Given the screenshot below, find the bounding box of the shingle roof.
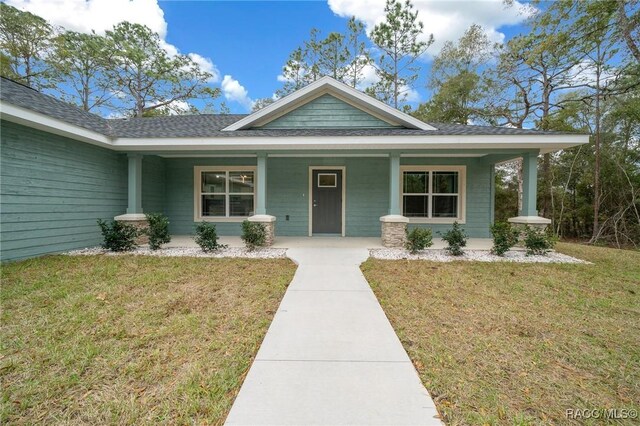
[1,77,578,138]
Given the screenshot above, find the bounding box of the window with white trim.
[196,167,256,219]
[401,167,465,221]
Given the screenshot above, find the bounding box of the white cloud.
[221,75,253,111]
[188,53,221,83]
[7,0,167,36]
[327,0,534,57]
[356,62,380,90]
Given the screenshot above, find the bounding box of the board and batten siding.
[259,94,398,129]
[0,120,129,261]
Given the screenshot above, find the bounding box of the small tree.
[490,222,520,256]
[145,213,171,250]
[523,226,557,256]
[405,227,433,254]
[97,219,139,252]
[241,220,267,251]
[441,221,468,256]
[195,222,226,252]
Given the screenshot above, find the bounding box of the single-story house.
[0,76,588,261]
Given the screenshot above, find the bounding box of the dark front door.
[312,169,343,234]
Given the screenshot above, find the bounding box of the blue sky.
[8,0,535,113]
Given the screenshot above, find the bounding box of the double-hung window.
[400,166,465,223]
[195,167,256,220]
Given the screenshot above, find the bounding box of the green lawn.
[1,255,296,425]
[361,243,640,425]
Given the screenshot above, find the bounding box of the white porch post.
[380,152,408,248]
[248,153,276,246]
[508,151,551,229]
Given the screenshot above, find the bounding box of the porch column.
[380,153,408,248]
[388,153,401,215]
[248,153,276,246]
[126,154,143,214]
[115,153,149,244]
[508,151,551,229]
[256,153,267,215]
[520,151,538,217]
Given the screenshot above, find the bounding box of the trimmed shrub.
[145,213,171,250]
[241,220,266,251]
[441,221,468,256]
[490,222,519,256]
[195,222,226,252]
[523,226,557,256]
[97,219,139,252]
[405,227,433,254]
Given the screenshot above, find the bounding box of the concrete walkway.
[225,248,442,425]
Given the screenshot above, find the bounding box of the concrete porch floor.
[166,235,505,250]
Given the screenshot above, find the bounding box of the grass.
[1,255,296,425]
[361,243,640,425]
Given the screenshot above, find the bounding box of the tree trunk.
[590,44,603,242]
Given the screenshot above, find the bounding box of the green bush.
[405,227,433,254]
[441,221,468,256]
[490,222,519,256]
[145,213,171,250]
[523,226,557,256]
[241,220,266,251]
[97,219,139,252]
[195,222,226,252]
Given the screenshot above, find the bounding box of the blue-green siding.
[165,157,257,235]
[0,122,169,261]
[164,156,492,238]
[0,119,495,261]
[142,155,166,214]
[401,158,492,238]
[0,120,128,261]
[260,94,397,129]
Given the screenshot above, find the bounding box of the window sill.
[194,217,249,223]
[407,218,466,225]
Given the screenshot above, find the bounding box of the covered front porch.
[115,148,548,248]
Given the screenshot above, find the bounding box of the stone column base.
[115,213,149,245]
[248,215,276,246]
[508,216,552,231]
[380,215,409,248]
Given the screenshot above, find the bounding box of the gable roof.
[222,76,436,131]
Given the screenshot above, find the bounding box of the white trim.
[193,166,257,222]
[308,166,346,237]
[268,153,389,158]
[399,165,467,224]
[0,101,112,147]
[160,154,257,158]
[112,134,588,153]
[317,173,337,188]
[221,76,435,131]
[401,153,486,158]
